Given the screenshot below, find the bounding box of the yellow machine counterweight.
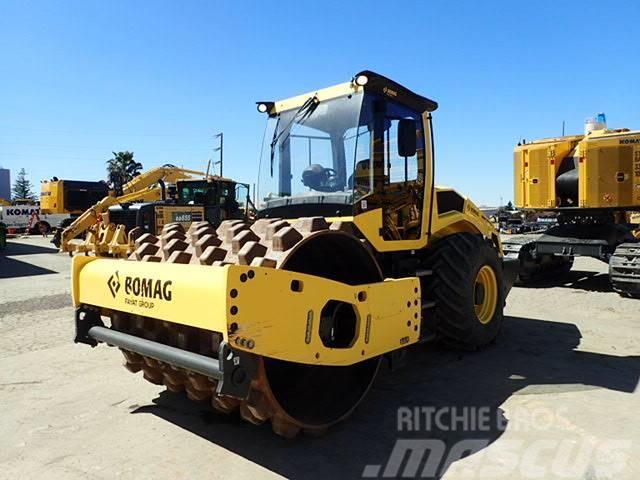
[505,125,640,296]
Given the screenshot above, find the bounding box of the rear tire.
[52,217,74,247]
[32,221,50,235]
[423,233,505,350]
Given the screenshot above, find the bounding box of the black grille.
[108,209,138,229]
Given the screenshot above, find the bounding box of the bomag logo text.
[124,276,173,301]
[620,138,640,144]
[383,86,398,97]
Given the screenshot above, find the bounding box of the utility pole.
[213,132,223,177]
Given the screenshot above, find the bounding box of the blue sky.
[1,0,639,205]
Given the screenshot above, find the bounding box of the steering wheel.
[323,167,337,180]
[301,165,341,192]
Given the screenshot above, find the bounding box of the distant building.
[0,168,10,201]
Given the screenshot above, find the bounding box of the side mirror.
[397,119,417,157]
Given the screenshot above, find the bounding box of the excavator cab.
[174,178,248,225]
[257,71,436,247]
[111,178,250,234]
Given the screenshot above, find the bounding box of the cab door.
[353,97,433,252]
[372,98,427,241]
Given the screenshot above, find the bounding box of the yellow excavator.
[59,165,207,254]
[504,121,640,297]
[71,71,518,437]
[61,165,253,257]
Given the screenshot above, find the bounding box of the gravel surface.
[0,236,638,479]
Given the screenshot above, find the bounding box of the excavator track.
[609,242,640,298]
[108,217,381,437]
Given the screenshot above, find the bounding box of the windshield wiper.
[270,96,319,177]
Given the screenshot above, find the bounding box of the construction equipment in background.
[72,71,518,437]
[61,165,252,256]
[504,118,640,297]
[41,179,110,215]
[59,165,205,253]
[0,201,69,235]
[0,222,6,249]
[0,194,69,235]
[628,211,640,232]
[9,198,32,205]
[42,179,110,245]
[498,210,557,235]
[107,176,251,235]
[100,176,252,255]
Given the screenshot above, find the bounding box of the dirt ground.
[1,236,638,480]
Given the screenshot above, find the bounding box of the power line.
[0,141,210,152]
[0,151,199,162]
[0,152,107,160]
[0,125,214,138]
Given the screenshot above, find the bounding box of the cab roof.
[267,70,438,115]
[356,70,438,113]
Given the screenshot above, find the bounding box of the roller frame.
[72,256,421,367]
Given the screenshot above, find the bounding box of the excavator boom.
[122,166,209,195]
[60,166,206,253]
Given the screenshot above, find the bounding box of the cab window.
[372,97,426,240]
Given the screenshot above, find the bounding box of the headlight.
[256,102,274,114]
[355,75,369,86]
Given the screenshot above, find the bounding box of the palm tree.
[107,151,142,195]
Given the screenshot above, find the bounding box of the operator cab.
[256,70,437,240]
[177,178,250,218]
